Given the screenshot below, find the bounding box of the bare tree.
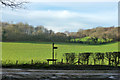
[69,53,76,64]
[111,52,119,66]
[105,52,112,66]
[79,53,91,65]
[63,53,71,64]
[96,53,104,65]
[92,53,97,65]
[78,53,82,65]
[63,53,76,64]
[0,0,28,8]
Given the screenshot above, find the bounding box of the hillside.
[1,22,120,43]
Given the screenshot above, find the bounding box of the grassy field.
[1,42,119,64]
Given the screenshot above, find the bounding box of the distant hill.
[1,22,120,42]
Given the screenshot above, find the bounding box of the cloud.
[25,10,117,23]
[44,22,89,32]
[2,6,117,32]
[27,10,75,19]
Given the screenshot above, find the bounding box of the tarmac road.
[1,68,120,80]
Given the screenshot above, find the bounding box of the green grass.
[1,41,119,64]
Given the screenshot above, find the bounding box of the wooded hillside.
[1,22,119,43]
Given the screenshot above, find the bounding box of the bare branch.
[0,0,28,9]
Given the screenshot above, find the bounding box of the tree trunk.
[102,59,104,65]
[94,59,96,65]
[109,58,111,66]
[87,59,89,65]
[115,58,117,66]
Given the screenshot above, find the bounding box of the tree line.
[69,27,120,42]
[1,22,68,42]
[62,52,120,66]
[1,22,119,43]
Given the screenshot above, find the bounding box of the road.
[1,68,120,80]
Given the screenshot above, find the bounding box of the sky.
[1,1,118,32]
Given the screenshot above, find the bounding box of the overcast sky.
[1,1,118,32]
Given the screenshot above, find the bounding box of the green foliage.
[70,37,113,44]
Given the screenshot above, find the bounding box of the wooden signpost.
[47,43,58,64]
